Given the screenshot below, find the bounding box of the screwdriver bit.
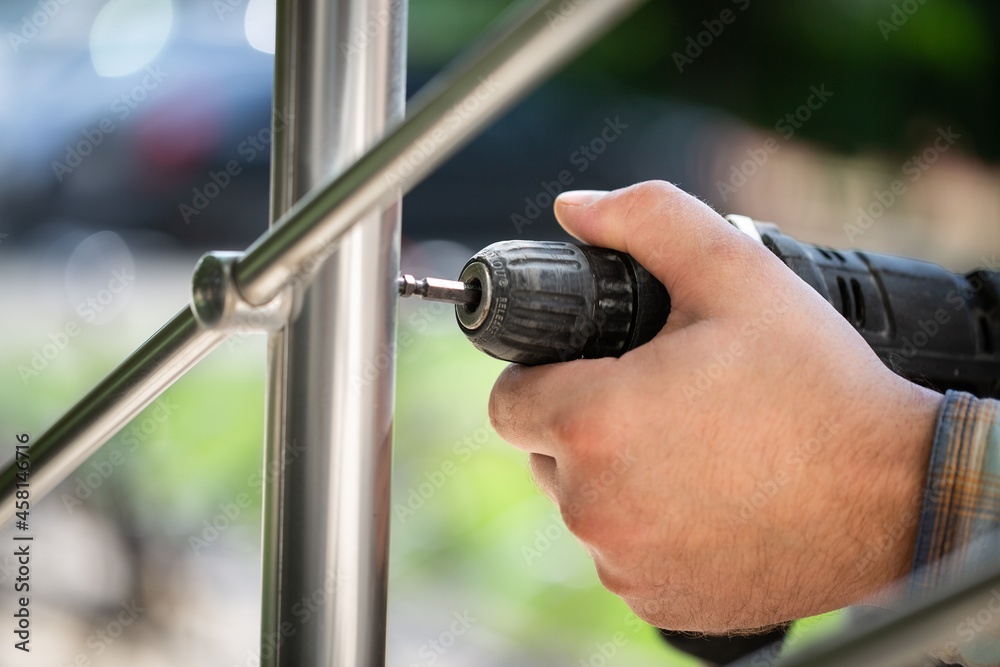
[398,274,481,306]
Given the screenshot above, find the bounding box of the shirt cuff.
[910,390,1000,599]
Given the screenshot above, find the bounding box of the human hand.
[488,181,942,632]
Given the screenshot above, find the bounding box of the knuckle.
[628,179,680,202]
[487,365,524,437]
[558,498,608,546]
[486,386,506,436]
[548,408,597,450]
[594,562,641,598]
[558,485,619,547]
[544,374,615,453]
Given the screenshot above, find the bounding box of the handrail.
[0,0,647,523]
[6,1,997,665]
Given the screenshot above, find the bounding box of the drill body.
[762,224,1000,398]
[408,218,1000,399]
[398,218,1000,665]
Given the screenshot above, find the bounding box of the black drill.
[399,214,1000,399]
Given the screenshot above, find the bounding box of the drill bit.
[398,274,482,307]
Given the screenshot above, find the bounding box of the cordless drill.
[399,214,1000,665]
[399,214,1000,399]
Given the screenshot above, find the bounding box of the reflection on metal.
[233,0,649,306]
[397,274,482,306]
[0,309,224,521]
[733,561,1000,667]
[258,0,406,664]
[0,0,645,528]
[0,1,999,665]
[191,251,292,332]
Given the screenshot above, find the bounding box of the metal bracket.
[191,251,291,332]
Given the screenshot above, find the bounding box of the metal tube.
[234,0,648,306]
[735,563,1000,667]
[0,309,225,520]
[0,0,644,527]
[258,1,405,666]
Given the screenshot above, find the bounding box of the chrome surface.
[259,0,406,666]
[724,213,765,244]
[2,2,998,665]
[0,0,645,528]
[233,0,648,307]
[741,563,1000,667]
[456,261,492,330]
[191,251,291,331]
[397,274,482,306]
[0,309,225,521]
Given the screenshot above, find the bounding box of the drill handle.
[759,226,1000,399]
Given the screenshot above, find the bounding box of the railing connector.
[191,251,292,333]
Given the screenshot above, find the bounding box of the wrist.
[860,379,943,592]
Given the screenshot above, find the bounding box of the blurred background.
[0,0,998,665]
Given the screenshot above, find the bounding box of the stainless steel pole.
[0,0,644,527]
[235,0,647,307]
[259,2,406,667]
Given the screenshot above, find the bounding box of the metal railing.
[2,1,998,665]
[0,0,648,664]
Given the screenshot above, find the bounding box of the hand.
[488,181,943,632]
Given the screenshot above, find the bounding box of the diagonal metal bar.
[730,561,1000,667]
[0,0,648,521]
[0,309,225,520]
[233,0,649,306]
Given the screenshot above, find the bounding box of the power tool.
[399,214,1000,399]
[400,213,999,665]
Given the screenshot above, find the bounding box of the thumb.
[553,181,772,317]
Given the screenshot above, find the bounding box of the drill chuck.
[455,241,669,365]
[398,218,1000,399]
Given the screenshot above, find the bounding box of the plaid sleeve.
[908,390,1000,666]
[910,390,1000,594]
